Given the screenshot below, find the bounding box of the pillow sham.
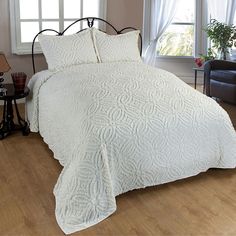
[92,28,141,63]
[38,29,98,71]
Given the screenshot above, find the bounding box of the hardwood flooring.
[0,89,236,236]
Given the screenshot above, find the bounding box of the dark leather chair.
[204,60,236,104]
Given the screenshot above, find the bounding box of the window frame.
[9,0,107,55]
[142,0,208,59]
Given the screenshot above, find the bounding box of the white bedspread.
[26,62,236,234]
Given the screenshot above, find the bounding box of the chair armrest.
[204,60,236,71]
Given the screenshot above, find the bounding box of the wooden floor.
[1,87,236,236]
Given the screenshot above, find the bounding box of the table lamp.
[0,52,11,96]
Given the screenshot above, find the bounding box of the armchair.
[204,60,236,104]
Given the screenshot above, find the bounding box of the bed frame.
[31,17,143,74]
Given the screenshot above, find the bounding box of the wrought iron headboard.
[31,17,143,74]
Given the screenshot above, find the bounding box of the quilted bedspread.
[26,62,236,234]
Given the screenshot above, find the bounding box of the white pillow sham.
[38,29,98,71]
[92,28,141,63]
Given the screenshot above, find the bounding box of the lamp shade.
[0,52,11,73]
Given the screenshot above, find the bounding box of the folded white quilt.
[26,62,236,234]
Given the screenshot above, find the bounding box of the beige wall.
[0,0,143,83]
[107,0,143,31]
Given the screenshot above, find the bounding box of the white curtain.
[144,0,178,66]
[207,0,236,24]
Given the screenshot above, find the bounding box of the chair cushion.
[210,79,236,104]
[211,70,236,84]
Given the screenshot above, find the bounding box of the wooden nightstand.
[0,84,30,139]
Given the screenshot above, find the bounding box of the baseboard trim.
[177,74,204,84]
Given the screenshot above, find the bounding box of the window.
[158,0,195,57]
[143,0,208,58]
[9,0,107,54]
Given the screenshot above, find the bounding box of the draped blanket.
[26,62,236,234]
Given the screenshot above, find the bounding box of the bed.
[26,17,236,234]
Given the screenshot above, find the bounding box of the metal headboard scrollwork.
[31,17,143,73]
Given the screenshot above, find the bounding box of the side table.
[0,84,30,139]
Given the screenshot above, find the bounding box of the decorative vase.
[11,72,27,93]
[217,48,227,60]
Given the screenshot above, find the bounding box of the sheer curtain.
[143,0,178,66]
[207,0,236,24]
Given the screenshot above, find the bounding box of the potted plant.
[205,19,236,60]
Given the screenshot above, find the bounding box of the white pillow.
[38,29,98,71]
[92,28,141,63]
